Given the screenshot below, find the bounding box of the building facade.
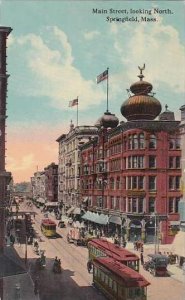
[44,162,58,202]
[80,68,181,244]
[57,122,98,210]
[31,171,46,201]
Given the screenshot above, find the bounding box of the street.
[16,202,106,300]
[15,202,185,300]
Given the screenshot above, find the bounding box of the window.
[128,198,132,212]
[169,176,181,190]
[127,156,144,169]
[116,177,120,189]
[132,134,138,149]
[110,197,114,209]
[110,178,114,190]
[176,157,180,168]
[132,198,137,212]
[149,197,155,213]
[138,198,144,213]
[169,157,174,168]
[139,133,145,149]
[169,198,174,213]
[149,135,156,149]
[149,176,156,190]
[168,197,180,213]
[149,156,156,168]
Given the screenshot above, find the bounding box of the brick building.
[80,68,181,244]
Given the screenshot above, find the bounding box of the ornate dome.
[95,111,119,129]
[121,64,162,121]
[94,117,102,128]
[101,111,119,128]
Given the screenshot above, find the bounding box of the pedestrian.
[140,252,144,265]
[87,260,92,273]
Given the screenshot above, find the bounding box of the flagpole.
[106,67,109,112]
[77,96,78,126]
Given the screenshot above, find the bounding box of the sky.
[0,0,185,183]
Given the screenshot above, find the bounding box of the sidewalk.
[105,238,185,283]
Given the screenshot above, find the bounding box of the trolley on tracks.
[41,218,56,237]
[88,239,140,272]
[93,257,150,300]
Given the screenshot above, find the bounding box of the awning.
[96,213,109,225]
[109,215,122,225]
[72,207,81,215]
[170,221,180,226]
[172,230,185,257]
[66,206,75,215]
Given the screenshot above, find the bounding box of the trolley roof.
[94,257,150,287]
[41,218,56,225]
[89,239,139,261]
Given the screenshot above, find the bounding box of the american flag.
[96,69,108,84]
[69,98,78,107]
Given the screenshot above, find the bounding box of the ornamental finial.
[138,63,145,81]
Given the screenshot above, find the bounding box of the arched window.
[132,134,138,149]
[149,135,156,149]
[128,135,132,149]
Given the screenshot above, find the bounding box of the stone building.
[56,122,98,210]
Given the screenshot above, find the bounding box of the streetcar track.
[22,204,92,285]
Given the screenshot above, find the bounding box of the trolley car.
[41,219,56,237]
[93,257,150,300]
[88,239,140,272]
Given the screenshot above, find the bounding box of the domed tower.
[95,111,119,129]
[120,64,162,121]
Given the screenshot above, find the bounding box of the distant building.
[56,121,98,210]
[44,162,58,202]
[31,171,46,201]
[80,67,181,244]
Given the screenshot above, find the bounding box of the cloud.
[110,17,185,94]
[84,30,100,41]
[13,26,105,111]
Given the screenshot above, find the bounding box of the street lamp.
[151,212,159,254]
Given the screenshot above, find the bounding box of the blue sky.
[0,0,185,182]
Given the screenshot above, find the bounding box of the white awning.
[109,215,122,225]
